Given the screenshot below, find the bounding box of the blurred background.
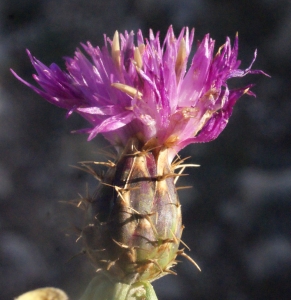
[0,0,290,299]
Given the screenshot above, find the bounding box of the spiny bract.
[81,138,193,283]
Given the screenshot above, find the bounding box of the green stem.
[79,275,158,300]
[127,281,158,300]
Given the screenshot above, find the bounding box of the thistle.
[12,26,265,299]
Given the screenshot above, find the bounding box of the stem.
[79,275,158,300]
[127,281,158,300]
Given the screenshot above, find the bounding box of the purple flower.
[11,26,264,161]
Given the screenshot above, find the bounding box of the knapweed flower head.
[11,27,266,296]
[12,26,263,161]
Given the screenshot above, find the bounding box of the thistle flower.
[12,26,265,299]
[11,26,263,162]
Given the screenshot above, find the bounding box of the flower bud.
[82,138,182,284]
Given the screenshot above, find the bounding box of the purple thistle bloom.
[12,26,264,161]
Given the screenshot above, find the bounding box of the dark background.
[1,1,290,299]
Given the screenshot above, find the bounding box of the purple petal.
[87,111,134,140]
[11,27,266,154]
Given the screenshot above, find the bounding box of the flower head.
[12,26,264,161]
[11,27,267,290]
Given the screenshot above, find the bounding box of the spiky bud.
[82,138,182,284]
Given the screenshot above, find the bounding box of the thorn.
[164,269,177,276]
[171,156,195,167]
[170,230,190,250]
[171,156,199,170]
[127,145,160,157]
[147,259,163,273]
[94,147,117,160]
[126,205,142,216]
[98,259,118,270]
[156,173,187,182]
[180,239,191,251]
[93,214,107,225]
[101,182,128,203]
[58,199,87,210]
[167,202,181,208]
[169,229,179,245]
[66,249,86,263]
[93,160,116,168]
[144,213,158,237]
[112,239,131,249]
[176,186,193,191]
[172,154,183,166]
[67,225,83,236]
[178,250,201,271]
[60,182,91,209]
[107,259,119,270]
[70,164,103,181]
[79,160,116,168]
[77,194,85,207]
[145,237,175,247]
[135,235,159,247]
[141,137,161,153]
[174,166,185,184]
[102,183,140,204]
[98,258,119,271]
[173,259,182,264]
[76,234,82,243]
[125,207,158,235]
[150,236,175,246]
[127,206,157,223]
[161,238,175,244]
[174,164,200,170]
[91,248,106,253]
[125,209,159,237]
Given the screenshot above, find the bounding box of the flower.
[11,27,267,293]
[12,26,263,161]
